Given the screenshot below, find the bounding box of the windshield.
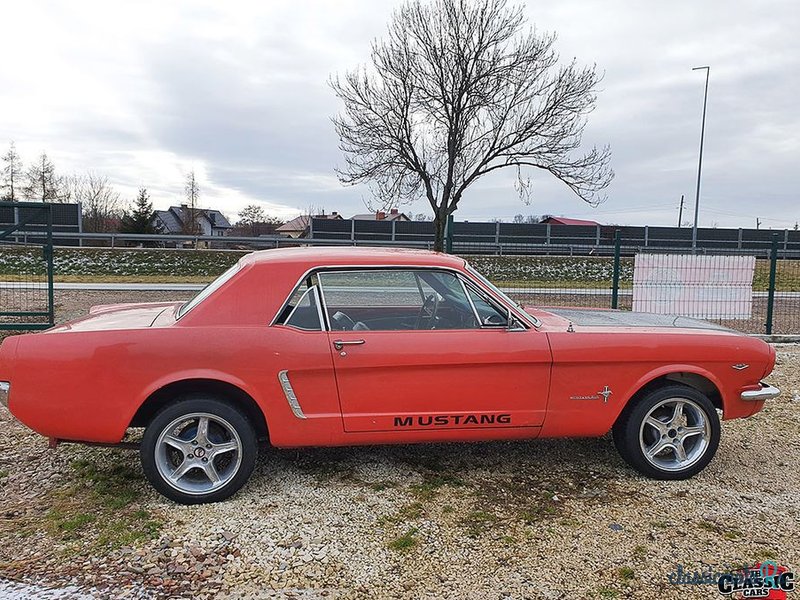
[177,263,241,318]
[465,262,541,328]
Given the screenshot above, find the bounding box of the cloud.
[0,0,797,227]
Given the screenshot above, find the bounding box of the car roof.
[240,246,466,270]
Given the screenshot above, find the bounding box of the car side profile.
[0,247,779,504]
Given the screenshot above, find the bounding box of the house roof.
[541,216,600,226]
[351,212,409,221]
[154,206,232,232]
[276,213,342,233]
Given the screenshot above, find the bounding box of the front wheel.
[612,385,720,480]
[141,396,257,504]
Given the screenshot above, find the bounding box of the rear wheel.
[141,396,257,504]
[612,385,720,480]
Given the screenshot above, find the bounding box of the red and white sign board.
[633,254,756,319]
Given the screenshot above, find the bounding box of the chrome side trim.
[0,381,9,408]
[740,383,780,402]
[278,370,307,419]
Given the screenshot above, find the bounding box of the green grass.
[617,566,635,581]
[461,510,500,538]
[0,469,8,479]
[39,457,162,550]
[408,473,465,501]
[387,528,418,552]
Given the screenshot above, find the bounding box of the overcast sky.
[1,1,798,228]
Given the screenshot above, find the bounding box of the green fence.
[466,231,799,336]
[0,202,55,330]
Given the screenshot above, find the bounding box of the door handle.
[333,339,365,351]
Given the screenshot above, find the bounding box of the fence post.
[45,205,55,326]
[445,214,454,253]
[765,233,779,335]
[391,220,396,242]
[611,229,621,309]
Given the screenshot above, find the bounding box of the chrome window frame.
[280,285,325,332]
[269,264,535,332]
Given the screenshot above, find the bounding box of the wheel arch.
[130,378,269,442]
[617,366,724,425]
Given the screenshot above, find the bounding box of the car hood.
[527,307,736,334]
[45,302,182,333]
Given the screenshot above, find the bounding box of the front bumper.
[740,382,780,402]
[0,381,9,408]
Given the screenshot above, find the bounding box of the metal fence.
[0,202,55,330]
[311,217,800,253]
[0,223,798,335]
[465,233,799,335]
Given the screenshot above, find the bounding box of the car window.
[318,269,478,331]
[466,285,508,327]
[275,274,323,330]
[282,286,323,331]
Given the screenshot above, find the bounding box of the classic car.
[0,247,780,504]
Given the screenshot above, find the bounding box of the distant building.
[540,216,601,226]
[153,204,232,236]
[276,212,342,238]
[350,208,410,222]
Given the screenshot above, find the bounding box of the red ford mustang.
[0,248,780,504]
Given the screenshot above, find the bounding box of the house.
[276,212,342,238]
[152,205,232,236]
[540,216,601,226]
[350,208,410,222]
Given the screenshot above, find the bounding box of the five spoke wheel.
[639,399,710,471]
[141,396,257,504]
[156,413,242,494]
[613,385,720,480]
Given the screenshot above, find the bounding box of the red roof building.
[540,216,601,226]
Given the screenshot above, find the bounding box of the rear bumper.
[740,382,780,402]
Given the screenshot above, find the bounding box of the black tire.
[141,395,257,504]
[612,385,720,480]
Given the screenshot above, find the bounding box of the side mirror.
[506,306,517,331]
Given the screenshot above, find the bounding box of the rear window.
[177,263,241,318]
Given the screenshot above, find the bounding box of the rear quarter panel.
[8,325,342,445]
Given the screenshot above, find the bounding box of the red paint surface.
[0,247,776,447]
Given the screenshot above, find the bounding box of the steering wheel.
[331,311,356,330]
[415,294,440,329]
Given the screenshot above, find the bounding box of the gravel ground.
[0,291,798,599]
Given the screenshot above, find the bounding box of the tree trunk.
[433,212,446,252]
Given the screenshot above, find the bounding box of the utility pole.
[677,194,685,227]
[691,66,710,250]
[756,217,761,230]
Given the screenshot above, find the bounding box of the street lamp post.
[691,66,710,250]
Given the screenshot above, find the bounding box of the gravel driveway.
[0,291,798,599]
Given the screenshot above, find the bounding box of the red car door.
[318,268,552,434]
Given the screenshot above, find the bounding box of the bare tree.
[1,141,23,201]
[183,170,202,235]
[68,173,122,232]
[22,152,65,202]
[331,0,613,250]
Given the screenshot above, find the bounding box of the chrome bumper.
[0,381,9,408]
[741,383,780,402]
